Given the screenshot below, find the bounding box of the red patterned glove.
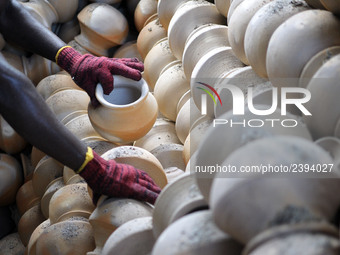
[76,147,161,205]
[56,46,144,106]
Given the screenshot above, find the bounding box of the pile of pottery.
[1,0,340,254]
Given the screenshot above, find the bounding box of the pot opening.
[102,86,142,105]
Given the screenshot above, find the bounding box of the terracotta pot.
[75,3,129,56]
[27,219,51,255]
[101,217,155,255]
[88,76,158,144]
[168,0,226,60]
[152,173,208,238]
[175,98,202,144]
[101,146,168,188]
[154,62,190,121]
[244,0,310,78]
[320,0,340,15]
[244,222,340,255]
[89,197,153,254]
[113,41,142,61]
[0,233,25,255]
[18,204,46,246]
[215,0,231,17]
[266,10,340,88]
[214,66,272,117]
[183,24,229,80]
[210,136,339,244]
[40,177,65,219]
[36,220,95,255]
[45,89,90,122]
[299,46,340,88]
[0,115,27,154]
[31,156,64,198]
[133,118,181,152]
[134,0,158,32]
[0,207,15,240]
[64,114,102,140]
[302,54,340,139]
[36,73,81,100]
[143,38,177,91]
[16,180,40,216]
[57,17,80,44]
[228,0,273,65]
[191,46,245,117]
[194,106,313,202]
[137,18,167,60]
[49,183,95,224]
[152,210,243,255]
[0,153,23,206]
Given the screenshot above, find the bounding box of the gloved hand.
[76,147,161,205]
[56,46,144,106]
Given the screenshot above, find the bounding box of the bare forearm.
[0,0,65,61]
[0,54,86,169]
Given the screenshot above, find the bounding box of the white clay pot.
[157,0,189,31]
[64,114,102,140]
[134,0,158,32]
[214,0,231,17]
[113,41,142,61]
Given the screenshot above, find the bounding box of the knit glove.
[56,46,144,106]
[76,147,161,205]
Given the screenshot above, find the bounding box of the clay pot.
[168,0,226,60]
[215,0,231,17]
[305,0,326,8]
[23,54,54,85]
[175,98,202,144]
[299,46,340,88]
[315,137,340,163]
[320,0,340,15]
[157,0,188,30]
[31,156,64,198]
[40,177,65,219]
[20,153,35,182]
[194,106,313,202]
[89,197,153,254]
[27,219,51,255]
[62,166,84,186]
[134,0,158,32]
[244,223,340,255]
[81,137,119,156]
[30,146,46,168]
[143,38,177,91]
[57,18,80,44]
[228,0,273,65]
[36,73,81,100]
[227,0,246,22]
[64,114,102,140]
[176,90,191,115]
[0,153,23,206]
[88,76,158,144]
[244,0,310,78]
[18,204,46,246]
[210,136,340,244]
[152,173,208,238]
[48,183,95,224]
[191,46,245,117]
[137,18,167,60]
[152,210,243,255]
[113,41,142,60]
[0,115,27,154]
[266,10,340,88]
[16,180,40,216]
[47,0,79,23]
[0,233,25,255]
[101,217,155,255]
[0,207,15,240]
[154,62,190,121]
[75,3,129,56]
[35,220,95,255]
[302,54,340,139]
[22,0,58,29]
[101,146,168,188]
[133,118,181,152]
[183,24,229,80]
[68,39,93,55]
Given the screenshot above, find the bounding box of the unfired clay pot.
[22,0,58,29]
[40,177,65,219]
[113,41,142,61]
[16,180,40,217]
[27,219,51,255]
[214,0,231,17]
[57,17,80,44]
[315,136,340,165]
[134,0,158,32]
[0,153,23,206]
[227,0,245,22]
[182,24,229,80]
[88,75,158,144]
[152,173,208,238]
[75,3,129,56]
[210,136,340,244]
[0,233,25,255]
[157,0,189,31]
[266,10,340,88]
[64,113,102,140]
[244,0,310,78]
[89,197,153,254]
[152,210,243,255]
[154,61,190,121]
[101,217,155,255]
[168,0,226,60]
[137,18,167,60]
[30,146,46,168]
[302,54,340,140]
[48,183,95,224]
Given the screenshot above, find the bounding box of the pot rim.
[95,75,149,109]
